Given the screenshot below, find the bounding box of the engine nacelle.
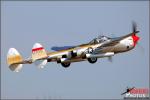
[86,52,114,58]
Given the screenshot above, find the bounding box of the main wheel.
[61,62,71,68]
[88,57,97,64]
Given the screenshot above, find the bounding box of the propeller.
[132,21,144,54]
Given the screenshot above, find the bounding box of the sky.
[1,1,149,99]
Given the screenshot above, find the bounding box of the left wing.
[51,46,75,51]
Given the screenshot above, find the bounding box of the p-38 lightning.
[7,22,140,72]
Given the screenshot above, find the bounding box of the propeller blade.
[132,21,139,33]
[132,21,136,33]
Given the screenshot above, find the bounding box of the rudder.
[32,43,47,61]
[32,43,48,68]
[7,48,23,72]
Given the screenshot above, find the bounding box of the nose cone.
[132,34,140,46]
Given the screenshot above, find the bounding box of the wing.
[51,46,75,51]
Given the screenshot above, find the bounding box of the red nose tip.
[132,34,140,46]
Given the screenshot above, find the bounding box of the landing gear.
[88,57,97,64]
[61,62,71,68]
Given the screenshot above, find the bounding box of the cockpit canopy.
[89,35,110,44]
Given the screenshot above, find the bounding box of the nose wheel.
[88,57,97,64]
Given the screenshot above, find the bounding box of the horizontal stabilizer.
[34,59,47,69]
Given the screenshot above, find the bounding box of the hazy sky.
[1,1,149,99]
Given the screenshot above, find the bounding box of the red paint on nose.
[132,34,140,46]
